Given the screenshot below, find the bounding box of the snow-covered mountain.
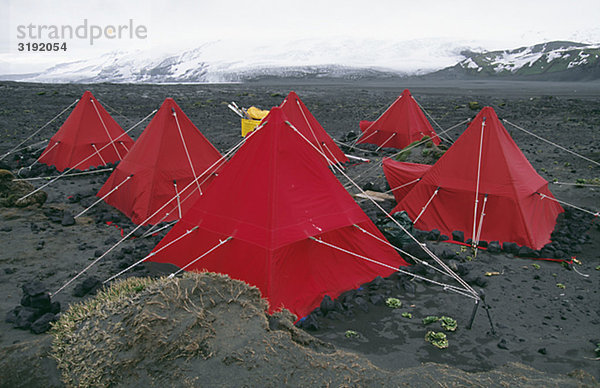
[2,40,599,83]
[430,41,600,80]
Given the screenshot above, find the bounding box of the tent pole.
[471,118,486,248]
[466,299,480,330]
[375,132,396,151]
[91,144,107,166]
[174,181,182,219]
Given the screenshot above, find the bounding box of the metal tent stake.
[467,289,496,335]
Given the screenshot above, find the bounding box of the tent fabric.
[357,89,440,149]
[97,98,222,225]
[279,91,348,165]
[148,107,407,319]
[382,158,431,202]
[38,90,134,172]
[387,106,563,249]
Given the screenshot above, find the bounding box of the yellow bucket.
[241,118,262,137]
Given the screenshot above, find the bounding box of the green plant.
[345,330,359,338]
[440,316,457,332]
[425,331,448,349]
[556,283,566,289]
[532,263,540,270]
[401,312,412,319]
[423,316,439,325]
[385,297,402,308]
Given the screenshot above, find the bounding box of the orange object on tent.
[97,98,222,225]
[38,90,134,172]
[357,89,440,149]
[383,107,563,250]
[147,107,407,318]
[279,91,348,165]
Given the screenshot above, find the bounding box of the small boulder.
[451,230,464,243]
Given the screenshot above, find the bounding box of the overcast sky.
[1,0,600,74]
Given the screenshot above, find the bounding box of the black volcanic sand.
[0,80,599,386]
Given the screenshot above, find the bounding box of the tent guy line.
[90,98,123,160]
[503,119,600,167]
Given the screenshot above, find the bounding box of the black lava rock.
[354,297,369,312]
[73,276,101,297]
[5,306,21,324]
[298,314,319,331]
[403,242,430,261]
[517,246,538,258]
[22,281,48,297]
[61,212,76,226]
[452,230,464,242]
[497,338,509,350]
[30,313,57,334]
[29,293,51,312]
[15,307,40,330]
[502,242,519,254]
[320,295,335,314]
[426,229,441,241]
[487,241,501,254]
[369,294,385,306]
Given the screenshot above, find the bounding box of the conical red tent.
[384,107,563,250]
[279,91,348,165]
[38,90,134,172]
[147,107,407,318]
[97,98,222,225]
[357,89,440,149]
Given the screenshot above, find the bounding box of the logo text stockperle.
[16,19,148,45]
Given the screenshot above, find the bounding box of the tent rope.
[412,96,454,144]
[333,138,378,154]
[75,175,132,219]
[104,226,200,284]
[172,109,202,195]
[322,142,345,169]
[503,119,599,167]
[309,237,478,300]
[375,132,396,151]
[355,178,421,204]
[174,181,182,219]
[90,98,123,160]
[296,100,328,161]
[19,141,59,172]
[352,129,379,147]
[351,95,401,147]
[91,144,108,166]
[16,109,156,203]
[12,168,113,181]
[286,120,478,299]
[52,128,261,296]
[141,220,177,238]
[475,194,488,246]
[537,192,599,217]
[552,181,600,187]
[413,187,439,224]
[0,99,78,161]
[119,141,130,153]
[167,236,233,279]
[472,118,486,247]
[96,97,133,124]
[352,224,462,281]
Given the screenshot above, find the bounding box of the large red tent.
[97,98,222,225]
[279,91,348,165]
[383,106,563,250]
[38,90,134,172]
[357,89,440,149]
[147,107,407,318]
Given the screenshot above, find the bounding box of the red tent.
[357,89,440,149]
[384,107,563,250]
[147,107,407,318]
[38,90,134,172]
[97,98,222,225]
[279,91,348,165]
